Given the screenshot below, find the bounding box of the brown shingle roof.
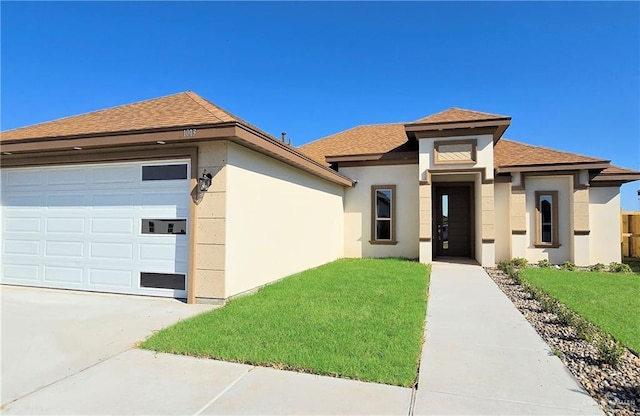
[600,166,638,175]
[299,123,408,165]
[494,139,608,168]
[412,107,510,124]
[1,92,244,141]
[299,121,613,171]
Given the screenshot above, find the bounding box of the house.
[1,92,638,303]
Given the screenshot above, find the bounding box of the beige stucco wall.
[419,134,495,179]
[341,164,419,259]
[194,141,228,300]
[589,187,622,264]
[224,142,344,297]
[494,182,511,262]
[418,134,494,265]
[524,176,572,263]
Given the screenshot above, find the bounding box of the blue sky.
[2,1,639,209]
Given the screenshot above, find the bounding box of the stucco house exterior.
[1,92,638,303]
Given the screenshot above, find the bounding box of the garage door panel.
[2,264,40,281]
[91,165,138,184]
[1,159,190,299]
[47,169,89,186]
[4,217,41,233]
[90,242,134,260]
[46,194,88,208]
[139,191,188,208]
[4,240,40,256]
[91,193,136,209]
[90,218,134,234]
[46,217,85,233]
[2,194,43,209]
[89,268,133,287]
[4,170,41,187]
[139,243,188,262]
[44,241,84,257]
[43,266,83,284]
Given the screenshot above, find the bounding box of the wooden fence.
[622,212,640,258]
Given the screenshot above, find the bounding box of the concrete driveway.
[0,285,412,415]
[1,285,213,406]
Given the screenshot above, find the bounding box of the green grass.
[521,268,640,353]
[141,258,430,387]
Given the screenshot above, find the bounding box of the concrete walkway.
[413,261,603,415]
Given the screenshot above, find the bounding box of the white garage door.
[0,159,190,298]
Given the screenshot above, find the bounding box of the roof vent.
[281,132,287,143]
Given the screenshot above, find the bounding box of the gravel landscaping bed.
[486,268,640,416]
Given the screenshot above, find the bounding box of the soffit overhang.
[404,118,511,142]
[1,122,354,187]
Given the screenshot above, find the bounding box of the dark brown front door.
[434,184,473,258]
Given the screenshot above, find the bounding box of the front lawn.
[521,268,640,353]
[141,258,430,387]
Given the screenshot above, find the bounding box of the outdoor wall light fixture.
[198,170,213,192]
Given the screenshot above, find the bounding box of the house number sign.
[183,129,197,137]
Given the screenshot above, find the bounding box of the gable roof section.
[0,92,353,187]
[592,165,640,183]
[494,139,610,172]
[406,107,512,142]
[299,123,409,166]
[411,108,510,125]
[1,92,245,141]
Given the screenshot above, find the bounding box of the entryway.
[433,183,474,259]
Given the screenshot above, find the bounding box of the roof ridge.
[184,91,221,119]
[184,91,237,123]
[190,93,286,142]
[414,108,449,121]
[413,107,510,124]
[2,91,191,134]
[449,107,508,117]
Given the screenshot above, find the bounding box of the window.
[535,191,559,247]
[140,272,186,290]
[370,185,397,244]
[142,164,188,181]
[141,219,187,234]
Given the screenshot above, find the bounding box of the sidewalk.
[413,261,603,415]
[2,349,412,415]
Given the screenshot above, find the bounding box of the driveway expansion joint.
[1,346,134,408]
[192,366,256,416]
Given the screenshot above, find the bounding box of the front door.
[434,184,473,258]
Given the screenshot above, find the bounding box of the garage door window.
[142,164,188,181]
[141,219,187,234]
[140,272,186,290]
